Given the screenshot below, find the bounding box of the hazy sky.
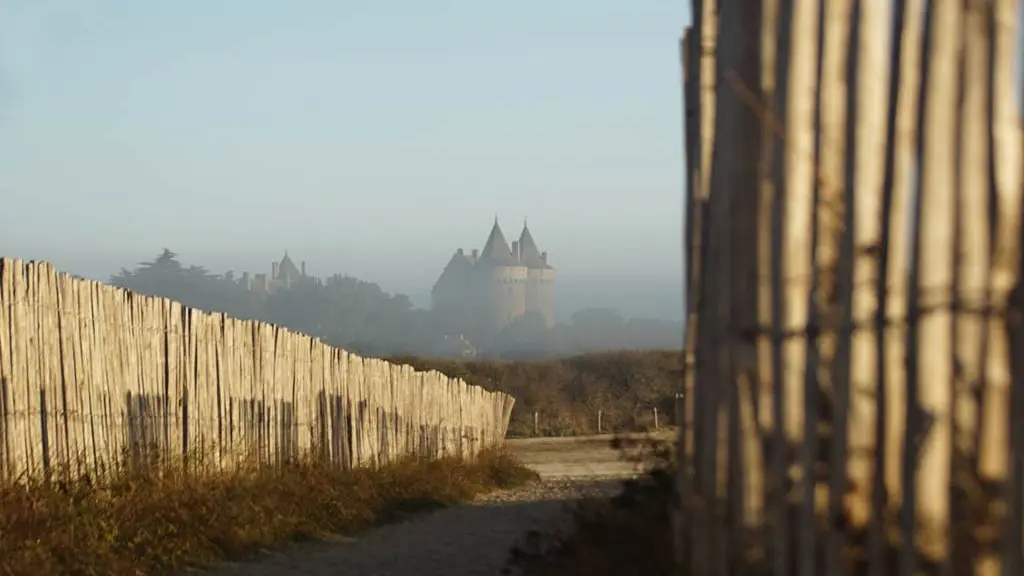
[0,0,691,318]
[2,2,1021,321]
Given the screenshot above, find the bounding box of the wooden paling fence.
[675,1,1022,575]
[0,258,515,482]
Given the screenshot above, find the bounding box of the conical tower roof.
[517,222,552,269]
[476,219,517,266]
[278,251,302,279]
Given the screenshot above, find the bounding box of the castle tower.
[431,248,475,335]
[275,252,303,288]
[517,222,556,328]
[474,219,528,333]
[430,217,555,343]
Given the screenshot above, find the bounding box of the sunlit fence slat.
[675,0,1023,574]
[0,258,514,483]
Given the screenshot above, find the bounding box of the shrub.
[390,350,684,437]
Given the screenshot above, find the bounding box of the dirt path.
[201,479,620,576]
[505,430,675,481]
[195,433,670,576]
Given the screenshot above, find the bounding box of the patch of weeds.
[0,447,535,576]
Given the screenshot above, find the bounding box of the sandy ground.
[505,430,676,481]
[193,431,675,576]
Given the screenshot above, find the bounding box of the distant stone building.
[431,219,555,339]
[241,252,309,295]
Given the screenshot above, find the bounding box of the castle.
[431,219,556,339]
[233,219,555,347]
[239,251,310,295]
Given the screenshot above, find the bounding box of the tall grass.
[1,448,538,576]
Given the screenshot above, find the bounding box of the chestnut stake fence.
[676,0,1023,575]
[0,257,515,482]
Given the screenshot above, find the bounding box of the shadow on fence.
[675,1,1023,575]
[0,258,516,484]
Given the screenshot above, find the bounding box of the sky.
[1,2,1021,322]
[0,0,692,320]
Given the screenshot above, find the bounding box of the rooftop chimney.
[541,251,548,263]
[457,248,464,255]
[471,249,479,260]
[301,261,306,276]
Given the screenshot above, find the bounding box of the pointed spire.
[478,219,516,266]
[278,250,301,279]
[518,222,552,269]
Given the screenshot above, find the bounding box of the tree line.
[110,249,684,359]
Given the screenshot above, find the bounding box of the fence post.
[653,407,659,429]
[533,411,539,437]
[598,409,603,434]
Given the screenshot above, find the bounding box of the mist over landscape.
[0,0,687,360]
[3,245,685,325]
[0,2,692,569]
[5,1,1024,575]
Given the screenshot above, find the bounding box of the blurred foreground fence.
[675,1,1022,575]
[0,258,514,482]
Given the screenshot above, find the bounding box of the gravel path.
[192,434,664,576]
[200,478,623,576]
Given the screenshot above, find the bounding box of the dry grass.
[0,448,538,576]
[391,350,684,437]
